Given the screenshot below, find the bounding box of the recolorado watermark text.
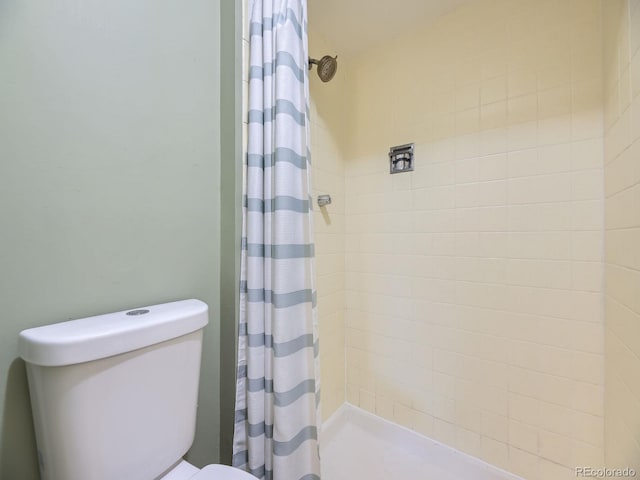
[576,467,637,478]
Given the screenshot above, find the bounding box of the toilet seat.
[191,464,256,480]
[160,461,255,480]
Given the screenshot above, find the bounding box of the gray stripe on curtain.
[248,99,307,125]
[245,243,315,259]
[247,148,308,169]
[249,8,304,39]
[246,196,310,213]
[273,426,318,456]
[249,52,306,83]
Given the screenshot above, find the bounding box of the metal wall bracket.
[389,143,414,174]
[317,194,332,207]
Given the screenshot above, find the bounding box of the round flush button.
[126,309,150,316]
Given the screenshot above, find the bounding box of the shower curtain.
[232,1,321,480]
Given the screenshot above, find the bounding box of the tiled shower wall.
[308,31,347,419]
[603,0,640,472]
[343,1,605,478]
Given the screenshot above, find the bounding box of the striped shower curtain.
[232,1,321,480]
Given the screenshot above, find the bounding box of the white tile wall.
[603,0,640,473]
[342,0,605,478]
[308,30,347,419]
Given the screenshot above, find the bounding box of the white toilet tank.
[18,299,209,480]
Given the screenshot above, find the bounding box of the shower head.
[309,55,338,82]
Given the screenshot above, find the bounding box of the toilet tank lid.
[19,299,208,367]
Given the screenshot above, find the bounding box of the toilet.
[18,299,254,480]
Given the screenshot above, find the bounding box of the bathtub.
[320,404,524,480]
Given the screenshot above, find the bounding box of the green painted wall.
[218,0,243,466]
[0,1,232,477]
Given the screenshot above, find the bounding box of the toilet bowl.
[19,299,255,480]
